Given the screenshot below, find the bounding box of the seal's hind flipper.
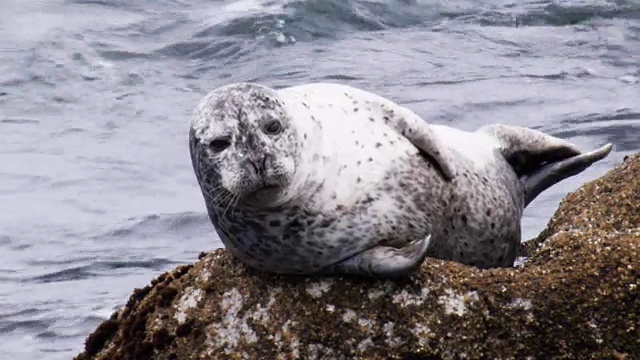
[320,235,431,278]
[479,124,583,176]
[479,124,613,206]
[522,143,613,206]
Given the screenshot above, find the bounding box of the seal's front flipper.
[401,121,457,180]
[321,235,431,278]
[389,110,456,180]
[523,143,613,206]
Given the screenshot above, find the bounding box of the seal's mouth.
[245,180,281,198]
[252,182,280,195]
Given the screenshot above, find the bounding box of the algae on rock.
[76,154,640,360]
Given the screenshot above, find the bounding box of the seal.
[189,82,613,277]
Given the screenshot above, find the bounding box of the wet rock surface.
[76,154,639,360]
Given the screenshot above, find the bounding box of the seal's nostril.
[247,160,259,175]
[262,154,271,170]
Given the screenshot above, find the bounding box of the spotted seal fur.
[189,82,613,277]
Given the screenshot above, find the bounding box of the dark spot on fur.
[304,133,307,140]
[461,215,468,224]
[319,218,335,228]
[357,160,361,166]
[491,222,496,229]
[369,117,375,122]
[375,142,382,148]
[368,157,373,162]
[354,108,359,112]
[289,219,303,230]
[486,209,492,216]
[268,220,281,227]
[357,177,362,183]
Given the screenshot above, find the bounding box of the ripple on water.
[27,258,178,284]
[545,110,640,153]
[92,212,211,241]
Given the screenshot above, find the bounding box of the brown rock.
[75,154,640,360]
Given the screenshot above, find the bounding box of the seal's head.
[189,83,300,209]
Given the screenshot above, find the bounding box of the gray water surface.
[1,0,639,359]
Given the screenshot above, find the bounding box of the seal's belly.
[316,145,525,269]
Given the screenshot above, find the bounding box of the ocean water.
[0,0,638,359]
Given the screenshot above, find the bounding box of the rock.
[75,154,640,360]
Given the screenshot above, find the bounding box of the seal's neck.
[278,99,326,207]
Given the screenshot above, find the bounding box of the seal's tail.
[520,143,612,206]
[478,124,613,207]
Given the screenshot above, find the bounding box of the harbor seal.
[189,82,613,277]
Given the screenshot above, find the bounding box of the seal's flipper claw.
[321,235,431,278]
[523,143,613,207]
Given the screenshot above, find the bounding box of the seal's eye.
[264,120,283,135]
[209,137,231,152]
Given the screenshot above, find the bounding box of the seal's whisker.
[230,194,242,217]
[221,193,238,218]
[209,189,233,207]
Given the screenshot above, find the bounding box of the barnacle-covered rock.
[76,154,640,360]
